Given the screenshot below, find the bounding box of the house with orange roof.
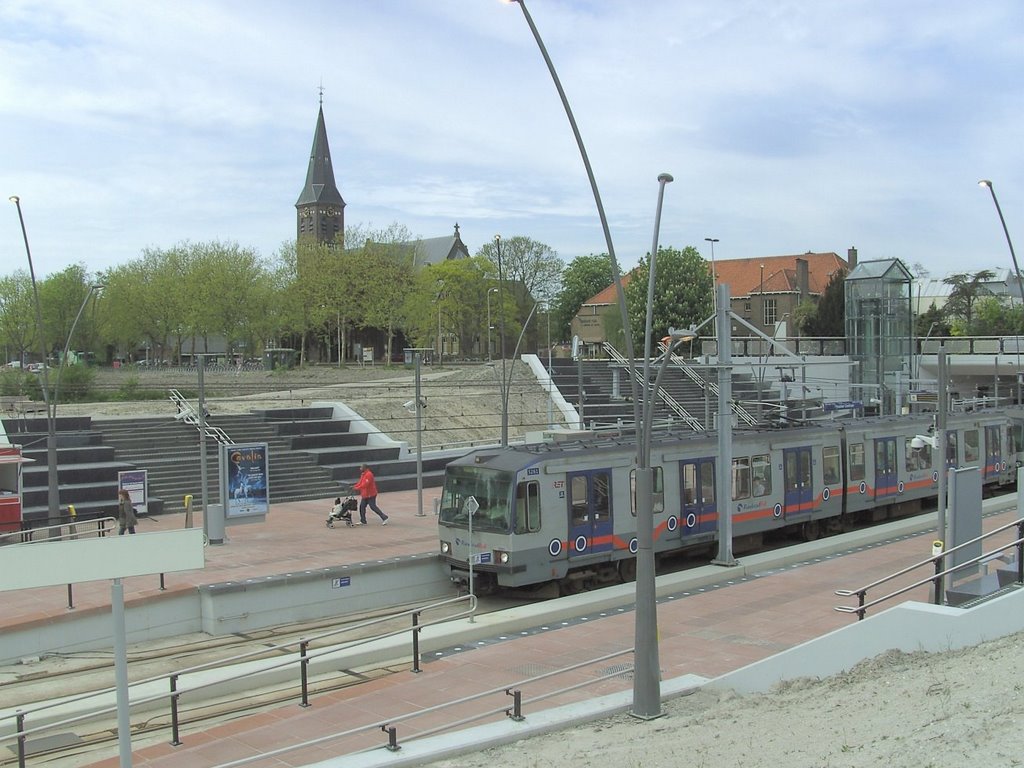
[714,250,851,337]
[570,249,851,352]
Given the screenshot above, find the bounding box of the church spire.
[296,95,345,245]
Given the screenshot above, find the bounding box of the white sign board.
[0,529,205,591]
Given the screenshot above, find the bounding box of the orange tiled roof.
[582,271,633,306]
[713,252,848,297]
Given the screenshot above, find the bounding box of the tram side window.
[570,475,588,525]
[1010,424,1024,455]
[751,454,771,496]
[965,430,979,463]
[905,438,932,471]
[732,457,750,500]
[630,467,664,517]
[514,481,540,534]
[822,446,841,484]
[849,442,865,482]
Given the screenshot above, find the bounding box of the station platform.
[3,490,1022,768]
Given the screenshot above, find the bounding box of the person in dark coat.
[117,489,138,534]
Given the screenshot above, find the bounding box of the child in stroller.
[327,494,357,528]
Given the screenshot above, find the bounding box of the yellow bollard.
[184,494,193,529]
[68,504,78,539]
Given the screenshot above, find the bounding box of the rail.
[211,646,636,768]
[659,342,759,428]
[601,343,704,431]
[3,593,477,767]
[168,387,233,445]
[835,516,1024,620]
[0,516,115,545]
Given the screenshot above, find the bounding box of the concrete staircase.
[2,415,163,526]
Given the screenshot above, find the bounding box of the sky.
[2,0,1024,284]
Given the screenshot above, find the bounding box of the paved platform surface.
[3,490,1019,768]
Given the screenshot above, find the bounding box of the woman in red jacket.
[354,463,389,525]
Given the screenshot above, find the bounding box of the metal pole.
[112,578,133,767]
[705,237,718,317]
[337,309,341,368]
[979,180,1024,374]
[198,357,209,542]
[546,304,553,428]
[496,236,509,447]
[415,354,424,516]
[9,196,60,533]
[713,284,737,565]
[936,346,948,555]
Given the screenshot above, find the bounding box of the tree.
[623,246,713,351]
[943,270,995,328]
[798,269,847,337]
[476,236,563,306]
[358,224,419,363]
[0,271,38,364]
[551,254,613,342]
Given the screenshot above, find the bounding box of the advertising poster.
[221,443,270,519]
[117,470,148,515]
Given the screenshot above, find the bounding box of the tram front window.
[438,467,513,533]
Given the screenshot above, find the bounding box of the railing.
[168,388,233,445]
[211,646,637,768]
[0,516,116,545]
[2,594,477,768]
[601,343,704,431]
[660,343,759,428]
[835,517,1024,620]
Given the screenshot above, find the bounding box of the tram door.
[783,446,813,518]
[873,437,898,499]
[680,458,716,535]
[566,470,613,558]
[984,425,1002,480]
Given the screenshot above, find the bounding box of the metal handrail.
[660,343,760,427]
[0,516,115,545]
[602,342,704,431]
[211,646,635,768]
[2,594,476,766]
[835,517,1024,619]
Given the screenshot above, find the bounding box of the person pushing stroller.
[353,463,389,525]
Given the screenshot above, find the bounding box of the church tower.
[296,96,345,246]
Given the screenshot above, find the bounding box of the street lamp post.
[495,236,510,447]
[705,237,719,316]
[509,0,647,715]
[487,287,498,361]
[436,281,445,368]
[978,180,1024,386]
[9,196,93,533]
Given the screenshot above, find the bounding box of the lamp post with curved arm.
[508,0,660,719]
[487,287,498,361]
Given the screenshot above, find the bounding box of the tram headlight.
[495,550,510,564]
[440,541,451,555]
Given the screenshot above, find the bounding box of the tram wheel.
[619,558,637,583]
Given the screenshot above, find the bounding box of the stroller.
[326,494,357,528]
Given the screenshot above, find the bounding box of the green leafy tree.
[552,254,613,342]
[357,224,420,363]
[623,246,713,351]
[38,264,97,361]
[0,271,38,364]
[405,257,496,359]
[798,269,847,337]
[943,270,995,328]
[915,303,952,339]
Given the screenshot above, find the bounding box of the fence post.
[16,710,26,768]
[169,674,182,746]
[67,584,74,610]
[411,611,421,673]
[505,689,525,721]
[381,724,400,752]
[299,640,311,707]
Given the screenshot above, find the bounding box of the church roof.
[295,105,345,208]
[409,224,471,266]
